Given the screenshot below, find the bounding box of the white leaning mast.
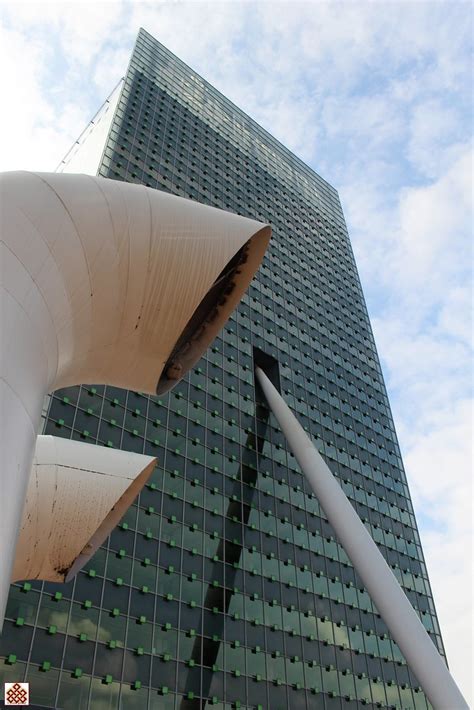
[255,367,468,710]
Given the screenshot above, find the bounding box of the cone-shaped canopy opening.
[65,457,156,581]
[157,225,270,394]
[12,437,156,584]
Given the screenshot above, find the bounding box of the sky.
[0,0,472,703]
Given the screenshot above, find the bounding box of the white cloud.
[92,44,130,95]
[1,0,129,63]
[395,148,472,286]
[437,285,473,345]
[0,2,134,172]
[407,99,466,178]
[0,22,80,171]
[404,398,473,701]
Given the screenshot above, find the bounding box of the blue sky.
[1,0,472,701]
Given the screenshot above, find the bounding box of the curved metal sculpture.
[0,171,271,625]
[13,436,157,584]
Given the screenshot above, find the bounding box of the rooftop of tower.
[135,27,342,211]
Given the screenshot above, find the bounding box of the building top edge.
[137,27,340,203]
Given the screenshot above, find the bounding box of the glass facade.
[1,28,444,710]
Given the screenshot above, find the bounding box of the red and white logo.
[4,683,29,706]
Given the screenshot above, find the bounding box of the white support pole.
[255,367,467,710]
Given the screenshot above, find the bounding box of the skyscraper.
[1,28,445,710]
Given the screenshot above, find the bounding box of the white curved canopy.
[13,436,156,584]
[0,171,271,626]
[1,171,270,394]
